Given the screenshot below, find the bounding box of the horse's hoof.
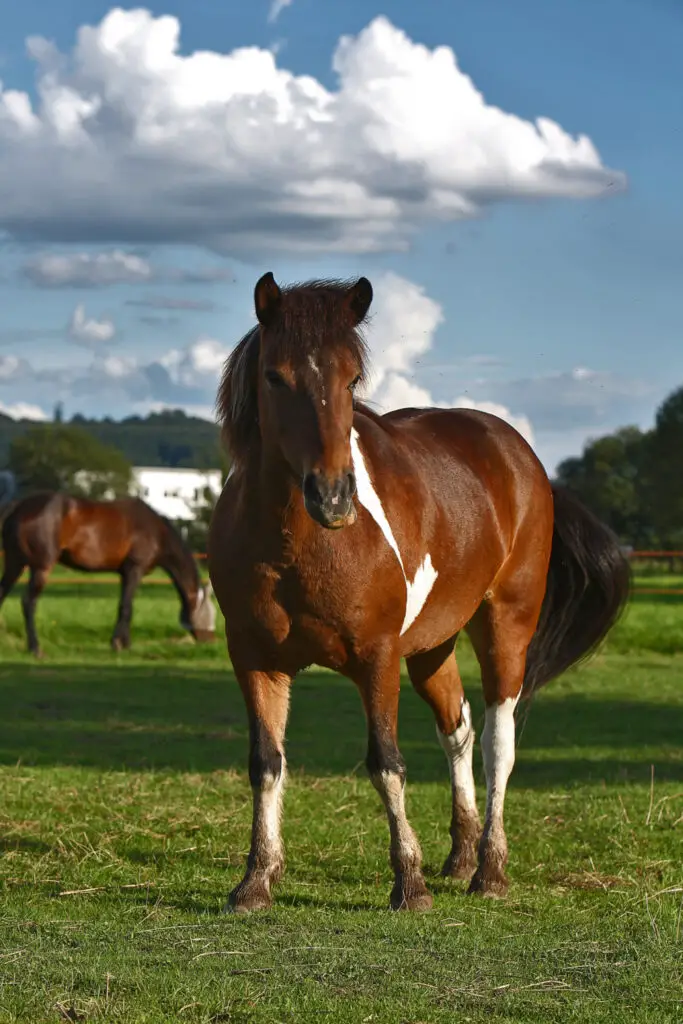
[30,648,45,660]
[441,847,479,880]
[390,881,434,912]
[225,882,273,914]
[467,868,509,899]
[111,637,129,652]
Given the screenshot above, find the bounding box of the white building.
[131,467,223,521]
[72,465,223,520]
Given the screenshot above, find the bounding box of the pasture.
[0,570,681,1023]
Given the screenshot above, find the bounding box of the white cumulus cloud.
[0,400,48,421]
[362,273,535,446]
[0,355,24,380]
[24,250,153,288]
[159,337,232,387]
[68,304,117,346]
[0,10,624,256]
[268,0,293,24]
[22,249,234,288]
[100,354,138,379]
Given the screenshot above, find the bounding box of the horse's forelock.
[217,281,370,462]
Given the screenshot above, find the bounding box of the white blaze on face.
[350,427,437,635]
[308,352,327,406]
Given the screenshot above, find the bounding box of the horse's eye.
[265,369,286,389]
[348,375,361,393]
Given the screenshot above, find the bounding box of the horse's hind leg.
[407,637,481,880]
[0,551,26,614]
[22,566,50,657]
[465,588,543,897]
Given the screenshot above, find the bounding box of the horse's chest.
[242,561,361,670]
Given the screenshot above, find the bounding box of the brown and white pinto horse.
[0,493,216,656]
[208,273,630,913]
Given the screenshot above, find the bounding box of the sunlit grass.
[0,578,681,1022]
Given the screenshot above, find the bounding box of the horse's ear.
[346,277,373,325]
[255,272,282,326]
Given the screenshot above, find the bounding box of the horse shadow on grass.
[1,659,682,787]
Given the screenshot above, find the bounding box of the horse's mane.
[216,279,371,461]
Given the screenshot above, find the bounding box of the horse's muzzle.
[303,470,357,529]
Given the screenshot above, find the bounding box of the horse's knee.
[366,728,406,786]
[248,729,285,790]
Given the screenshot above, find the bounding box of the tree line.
[0,407,224,471]
[555,385,683,549]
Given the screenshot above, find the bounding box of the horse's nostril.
[303,472,324,505]
[347,471,356,497]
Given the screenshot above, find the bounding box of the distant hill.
[0,409,225,470]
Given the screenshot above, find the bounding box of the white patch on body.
[437,698,477,816]
[350,427,437,635]
[481,694,519,838]
[307,354,321,377]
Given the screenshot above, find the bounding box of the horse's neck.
[161,535,199,611]
[240,448,317,559]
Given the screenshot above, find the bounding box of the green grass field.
[0,571,682,1023]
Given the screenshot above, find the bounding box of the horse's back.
[362,405,550,527]
[59,496,163,571]
[379,405,541,477]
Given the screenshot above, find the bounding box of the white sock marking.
[258,765,286,863]
[375,770,421,867]
[481,695,518,828]
[437,698,477,817]
[350,428,437,635]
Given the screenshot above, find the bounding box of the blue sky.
[0,0,681,470]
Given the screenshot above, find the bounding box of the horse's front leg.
[111,561,143,651]
[356,645,432,912]
[228,662,292,913]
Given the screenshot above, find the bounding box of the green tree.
[644,386,683,547]
[9,424,132,499]
[554,426,655,546]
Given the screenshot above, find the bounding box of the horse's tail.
[522,484,631,697]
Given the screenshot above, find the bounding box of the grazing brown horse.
[0,493,216,656]
[208,273,630,913]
